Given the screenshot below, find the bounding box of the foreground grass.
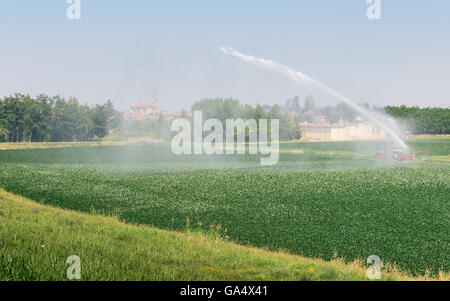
[0,189,414,281]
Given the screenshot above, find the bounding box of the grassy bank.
[0,189,415,281]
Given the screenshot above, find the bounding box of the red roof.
[131,104,152,108]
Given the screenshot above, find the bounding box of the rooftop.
[131,104,153,108]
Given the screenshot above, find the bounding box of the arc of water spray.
[220,46,408,150]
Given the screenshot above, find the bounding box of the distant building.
[122,90,189,122]
[312,115,329,124]
[300,122,387,141]
[123,90,160,121]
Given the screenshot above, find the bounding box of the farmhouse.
[300,122,387,142]
[123,90,160,121]
[122,90,188,122]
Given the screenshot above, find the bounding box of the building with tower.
[123,89,160,121]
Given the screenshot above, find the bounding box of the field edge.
[1,189,443,281]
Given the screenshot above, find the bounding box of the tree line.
[0,94,120,142]
[382,105,449,135]
[190,97,378,141]
[191,97,450,140]
[1,94,448,143]
[191,98,302,141]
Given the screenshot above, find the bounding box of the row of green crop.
[0,145,448,276]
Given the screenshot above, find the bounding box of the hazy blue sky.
[1,0,449,111]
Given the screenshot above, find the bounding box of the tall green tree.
[0,94,121,142]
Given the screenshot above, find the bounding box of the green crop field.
[0,140,449,277]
